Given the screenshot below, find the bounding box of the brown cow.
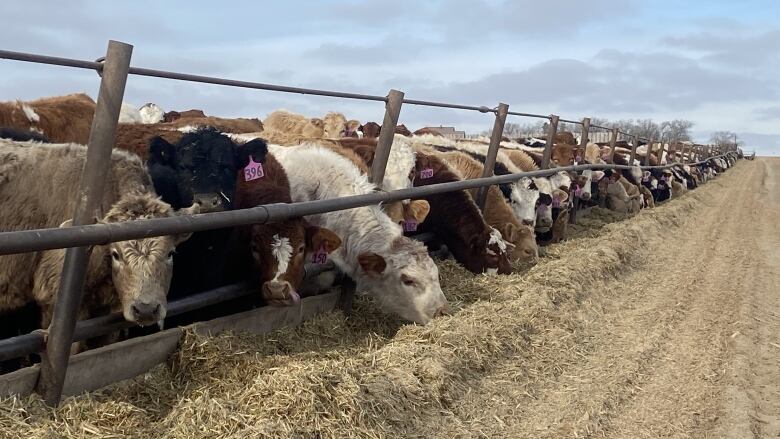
[433,150,538,261]
[395,124,412,136]
[413,128,444,136]
[114,123,184,160]
[359,121,381,138]
[263,110,324,137]
[0,93,96,144]
[555,131,576,145]
[230,152,341,306]
[411,150,513,274]
[163,109,207,122]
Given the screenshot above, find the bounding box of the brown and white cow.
[230,150,342,306]
[0,93,96,144]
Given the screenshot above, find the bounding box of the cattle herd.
[0,94,741,362]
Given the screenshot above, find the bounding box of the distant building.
[418,125,466,140]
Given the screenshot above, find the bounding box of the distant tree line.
[485,118,698,144]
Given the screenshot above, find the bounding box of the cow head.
[499,222,538,261]
[302,118,325,138]
[508,177,541,228]
[251,221,341,306]
[345,120,361,138]
[147,128,268,212]
[533,177,555,230]
[357,237,449,324]
[98,195,199,326]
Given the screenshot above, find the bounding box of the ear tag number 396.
[244,157,264,181]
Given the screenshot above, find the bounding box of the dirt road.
[444,158,780,438]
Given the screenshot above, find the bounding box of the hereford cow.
[228,149,342,306]
[0,93,95,144]
[433,150,538,261]
[270,143,449,324]
[0,140,196,332]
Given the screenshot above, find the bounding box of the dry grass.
[0,169,734,439]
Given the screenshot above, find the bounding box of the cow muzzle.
[262,281,301,306]
[193,192,228,213]
[130,301,163,326]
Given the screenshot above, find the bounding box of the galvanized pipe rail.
[0,155,733,257]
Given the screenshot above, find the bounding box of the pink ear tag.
[403,219,418,232]
[552,196,561,208]
[420,168,434,179]
[243,157,264,181]
[311,245,328,264]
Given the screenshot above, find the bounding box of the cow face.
[147,128,268,212]
[533,177,554,230]
[100,197,199,326]
[251,221,341,306]
[357,237,448,325]
[500,222,538,261]
[509,177,541,227]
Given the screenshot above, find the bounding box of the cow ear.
[357,252,386,276]
[306,226,342,253]
[501,223,518,243]
[148,137,176,166]
[234,138,268,168]
[407,200,430,223]
[552,189,569,204]
[173,203,200,244]
[592,170,605,181]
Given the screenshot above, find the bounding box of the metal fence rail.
[0,41,743,405]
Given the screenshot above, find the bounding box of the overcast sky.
[2,1,778,155]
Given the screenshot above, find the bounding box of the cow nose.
[193,193,224,212]
[521,218,535,226]
[580,192,591,201]
[523,247,537,258]
[262,281,301,306]
[433,304,451,318]
[537,217,553,228]
[131,302,161,324]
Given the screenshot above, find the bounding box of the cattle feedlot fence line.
[0,40,741,406]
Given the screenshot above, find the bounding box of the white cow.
[270,143,448,324]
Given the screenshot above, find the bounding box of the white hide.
[270,234,293,282]
[119,102,143,124]
[384,135,417,196]
[17,102,40,123]
[139,103,165,124]
[270,143,447,324]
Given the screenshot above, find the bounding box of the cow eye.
[167,250,175,259]
[298,245,305,254]
[401,276,415,286]
[111,250,121,262]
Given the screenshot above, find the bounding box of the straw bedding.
[0,169,730,438]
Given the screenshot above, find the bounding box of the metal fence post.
[682,143,691,163]
[36,40,133,406]
[542,115,559,169]
[656,139,665,164]
[630,135,639,164]
[608,127,618,163]
[476,103,508,210]
[644,138,654,166]
[369,89,404,186]
[569,117,590,224]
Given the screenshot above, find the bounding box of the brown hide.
[413,128,443,136]
[166,116,263,133]
[435,150,538,261]
[114,123,184,160]
[555,131,576,145]
[395,124,412,136]
[501,148,539,171]
[412,151,513,274]
[0,93,96,144]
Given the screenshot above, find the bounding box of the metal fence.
[0,40,742,405]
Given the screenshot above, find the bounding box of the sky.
[1,1,779,155]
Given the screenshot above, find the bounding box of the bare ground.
[439,158,780,438]
[0,159,778,438]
